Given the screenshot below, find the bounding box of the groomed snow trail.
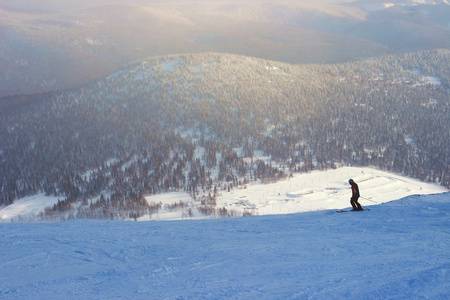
[1,193,449,299]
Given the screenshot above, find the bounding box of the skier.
[348,179,363,211]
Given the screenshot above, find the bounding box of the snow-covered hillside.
[1,193,449,299]
[355,0,449,11]
[1,167,447,222]
[213,166,447,217]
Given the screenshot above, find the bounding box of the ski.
[336,208,370,213]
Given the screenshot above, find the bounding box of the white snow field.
[214,167,448,217]
[2,167,447,222]
[1,192,450,299]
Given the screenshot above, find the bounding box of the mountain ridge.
[1,50,448,220]
[2,0,449,97]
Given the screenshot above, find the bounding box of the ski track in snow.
[1,193,449,299]
[216,167,447,217]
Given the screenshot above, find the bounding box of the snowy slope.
[2,167,447,222]
[1,193,449,299]
[0,194,61,222]
[357,0,449,11]
[215,167,447,217]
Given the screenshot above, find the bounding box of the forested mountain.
[2,0,449,96]
[1,50,448,219]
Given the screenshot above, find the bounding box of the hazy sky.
[0,0,352,12]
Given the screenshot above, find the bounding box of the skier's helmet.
[348,179,354,184]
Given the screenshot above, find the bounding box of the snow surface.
[361,3,395,11]
[215,167,447,217]
[0,193,60,222]
[1,193,449,299]
[359,0,449,11]
[412,69,442,86]
[1,167,447,222]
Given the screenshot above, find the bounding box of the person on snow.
[349,179,363,211]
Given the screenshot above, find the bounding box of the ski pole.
[361,205,371,211]
[360,196,378,204]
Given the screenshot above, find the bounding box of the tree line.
[1,50,448,219]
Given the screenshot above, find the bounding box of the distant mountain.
[1,0,449,96]
[1,50,448,220]
[353,0,450,10]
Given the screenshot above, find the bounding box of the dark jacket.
[351,182,360,199]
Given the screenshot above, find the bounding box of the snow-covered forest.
[1,50,449,220]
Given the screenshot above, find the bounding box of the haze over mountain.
[1,0,449,96]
